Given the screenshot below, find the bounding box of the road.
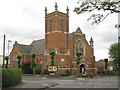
[6,75,119,89]
[51,76,118,88]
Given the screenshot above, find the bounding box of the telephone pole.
[3,34,5,68]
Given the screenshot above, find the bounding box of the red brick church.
[10,3,95,75]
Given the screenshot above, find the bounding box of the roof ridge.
[18,43,31,46]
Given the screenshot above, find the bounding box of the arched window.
[75,39,85,56]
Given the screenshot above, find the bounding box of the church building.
[10,3,95,76]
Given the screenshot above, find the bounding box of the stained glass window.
[75,39,84,55]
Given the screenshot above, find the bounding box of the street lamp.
[7,40,12,67]
[8,40,12,56]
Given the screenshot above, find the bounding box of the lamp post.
[3,34,5,68]
[8,40,12,56]
[8,40,12,67]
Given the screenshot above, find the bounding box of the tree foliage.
[50,51,56,66]
[74,0,120,26]
[109,42,119,63]
[17,55,22,68]
[30,53,36,68]
[76,52,82,65]
[104,58,108,73]
[76,52,82,76]
[30,53,36,74]
[108,42,120,72]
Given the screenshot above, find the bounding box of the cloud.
[0,0,118,61]
[0,26,44,40]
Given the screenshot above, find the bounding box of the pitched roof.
[17,39,45,55]
[30,39,45,54]
[75,27,83,34]
[18,44,32,55]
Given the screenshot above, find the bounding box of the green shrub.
[43,69,48,75]
[2,68,22,88]
[35,68,42,74]
[21,62,33,74]
[66,70,71,76]
[107,71,117,76]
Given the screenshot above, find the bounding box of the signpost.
[48,65,58,75]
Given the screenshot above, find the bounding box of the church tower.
[45,3,69,55]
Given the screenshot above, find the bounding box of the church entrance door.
[79,64,86,76]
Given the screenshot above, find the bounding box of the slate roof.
[17,29,86,55]
[18,44,32,55]
[30,39,45,54]
[17,39,45,55]
[69,33,73,40]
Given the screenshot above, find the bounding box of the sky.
[0,0,118,61]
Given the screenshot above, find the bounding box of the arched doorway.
[79,64,86,75]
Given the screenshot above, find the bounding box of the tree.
[17,55,22,68]
[104,58,108,74]
[76,52,82,77]
[74,0,120,27]
[30,53,36,74]
[50,51,56,66]
[4,56,9,68]
[108,42,120,73]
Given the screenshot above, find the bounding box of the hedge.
[2,68,22,88]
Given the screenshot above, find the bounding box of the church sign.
[48,65,58,72]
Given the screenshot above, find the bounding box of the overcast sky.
[0,0,118,61]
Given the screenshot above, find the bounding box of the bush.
[43,69,48,75]
[21,62,33,74]
[35,68,42,74]
[107,71,117,76]
[97,71,105,76]
[66,70,71,76]
[2,68,22,88]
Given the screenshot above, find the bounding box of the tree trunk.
[33,68,35,75]
[77,65,80,77]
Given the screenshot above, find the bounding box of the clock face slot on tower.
[50,20,53,32]
[60,19,64,32]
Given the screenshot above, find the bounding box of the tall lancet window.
[60,19,64,32]
[50,20,53,32]
[75,39,85,56]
